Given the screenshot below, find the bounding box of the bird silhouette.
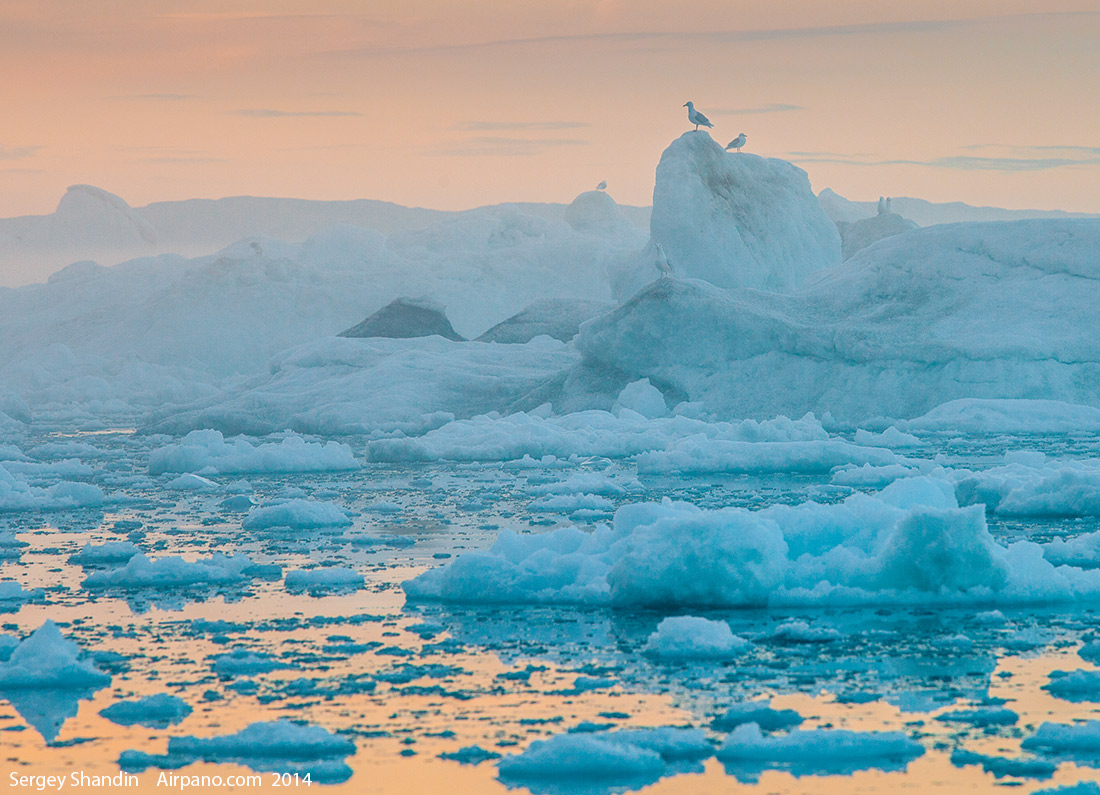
[725,133,747,153]
[655,243,674,278]
[683,102,713,130]
[596,180,607,191]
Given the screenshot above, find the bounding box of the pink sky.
[2,0,1098,216]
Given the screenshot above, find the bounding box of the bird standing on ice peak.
[596,180,607,191]
[725,133,747,153]
[655,243,674,278]
[683,101,713,130]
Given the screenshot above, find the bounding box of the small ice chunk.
[643,616,750,660]
[100,694,192,728]
[243,500,352,529]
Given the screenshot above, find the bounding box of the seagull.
[725,133,747,153]
[877,196,887,215]
[655,243,674,278]
[596,180,607,191]
[683,101,713,131]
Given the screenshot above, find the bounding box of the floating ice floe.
[1023,720,1100,762]
[149,429,357,475]
[242,499,352,530]
[119,719,356,783]
[0,621,111,742]
[285,567,364,594]
[100,694,192,728]
[853,426,923,448]
[904,398,1100,435]
[83,553,261,589]
[1043,670,1100,701]
[0,581,44,610]
[0,463,105,512]
[405,477,1100,608]
[953,455,1100,516]
[69,541,141,565]
[949,748,1054,779]
[369,410,854,465]
[165,472,220,491]
[642,616,750,660]
[210,649,291,677]
[497,727,710,791]
[1032,784,1100,795]
[711,702,803,732]
[0,531,28,558]
[717,722,924,781]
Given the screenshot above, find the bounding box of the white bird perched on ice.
[596,180,607,190]
[725,133,747,152]
[655,243,674,278]
[683,101,713,130]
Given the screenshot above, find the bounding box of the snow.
[149,430,357,476]
[642,616,750,660]
[242,500,352,529]
[616,132,839,296]
[406,477,1093,608]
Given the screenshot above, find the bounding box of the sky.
[1,0,1099,217]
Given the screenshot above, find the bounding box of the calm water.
[3,427,1100,794]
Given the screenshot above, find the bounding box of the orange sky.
[2,1,1099,217]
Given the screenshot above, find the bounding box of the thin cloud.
[965,143,1100,156]
[433,136,589,157]
[453,121,592,131]
[142,156,229,164]
[320,12,1097,59]
[713,103,804,115]
[0,146,40,160]
[788,154,1100,172]
[112,94,197,102]
[231,109,362,118]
